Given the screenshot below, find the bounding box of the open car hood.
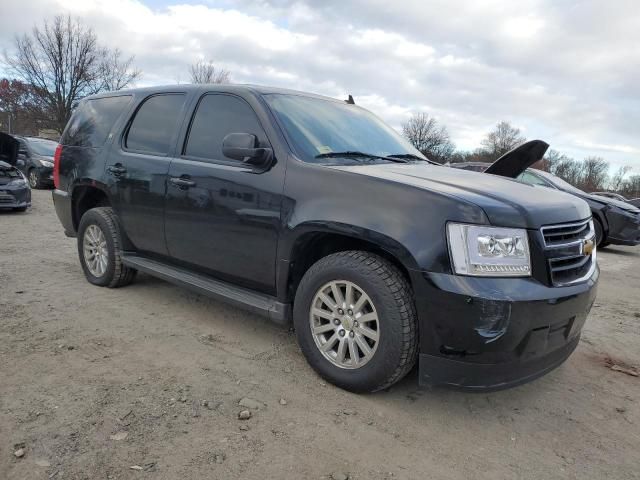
[0,132,19,166]
[484,140,549,178]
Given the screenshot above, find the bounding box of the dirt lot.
[1,189,639,480]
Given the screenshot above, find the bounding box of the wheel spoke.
[312,308,334,321]
[313,322,335,335]
[321,333,339,352]
[357,325,379,342]
[357,312,377,324]
[345,283,354,308]
[331,283,344,308]
[318,292,337,310]
[336,338,347,363]
[352,294,367,314]
[348,337,359,365]
[354,333,372,358]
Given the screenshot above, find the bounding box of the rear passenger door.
[108,93,188,256]
[164,93,285,294]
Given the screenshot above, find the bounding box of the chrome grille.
[540,218,596,286]
[0,192,15,203]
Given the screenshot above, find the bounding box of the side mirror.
[222,133,271,165]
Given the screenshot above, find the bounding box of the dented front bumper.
[412,267,599,390]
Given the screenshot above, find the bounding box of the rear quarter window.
[61,95,132,148]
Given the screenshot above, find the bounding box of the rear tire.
[77,207,136,288]
[293,251,418,393]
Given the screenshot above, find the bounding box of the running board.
[122,255,290,325]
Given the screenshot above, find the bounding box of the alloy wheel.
[83,224,108,277]
[309,280,380,369]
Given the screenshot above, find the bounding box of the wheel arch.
[278,223,421,303]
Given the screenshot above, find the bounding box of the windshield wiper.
[314,151,408,163]
[387,153,438,165]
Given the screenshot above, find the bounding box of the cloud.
[1,0,638,171]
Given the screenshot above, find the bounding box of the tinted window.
[184,94,266,161]
[62,95,132,147]
[126,94,185,155]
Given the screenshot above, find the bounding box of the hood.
[585,193,640,214]
[484,140,549,178]
[332,162,591,229]
[0,132,19,166]
[0,160,23,186]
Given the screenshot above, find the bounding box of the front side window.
[518,171,552,187]
[126,94,185,155]
[263,93,426,165]
[184,94,267,162]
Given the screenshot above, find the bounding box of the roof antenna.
[345,94,355,105]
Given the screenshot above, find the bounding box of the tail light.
[53,144,62,189]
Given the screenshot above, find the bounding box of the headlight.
[40,160,54,168]
[8,178,27,187]
[447,223,531,277]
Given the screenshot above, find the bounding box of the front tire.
[594,218,606,247]
[28,168,42,189]
[77,207,136,288]
[293,251,418,393]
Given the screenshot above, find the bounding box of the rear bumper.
[52,189,75,236]
[412,267,598,391]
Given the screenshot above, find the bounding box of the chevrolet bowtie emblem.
[583,239,595,255]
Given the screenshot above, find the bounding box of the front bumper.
[36,166,55,186]
[412,267,598,390]
[605,208,640,246]
[0,185,31,209]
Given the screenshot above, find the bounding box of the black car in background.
[52,85,598,392]
[0,132,31,211]
[12,136,58,189]
[450,161,640,247]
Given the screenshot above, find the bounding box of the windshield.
[28,139,57,157]
[534,169,586,195]
[264,94,427,165]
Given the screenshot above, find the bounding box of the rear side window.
[125,94,185,155]
[184,94,267,162]
[62,95,132,147]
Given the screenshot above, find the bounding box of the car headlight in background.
[40,160,54,168]
[7,177,27,187]
[447,223,531,277]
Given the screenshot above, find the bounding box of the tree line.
[0,16,230,136]
[402,113,639,199]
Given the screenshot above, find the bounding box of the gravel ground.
[1,189,639,480]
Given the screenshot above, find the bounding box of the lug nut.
[349,331,355,338]
[347,309,353,316]
[334,318,340,325]
[354,321,359,327]
[339,329,346,337]
[338,308,344,315]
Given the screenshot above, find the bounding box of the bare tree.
[189,60,230,84]
[401,112,455,163]
[4,15,140,133]
[480,121,526,160]
[580,156,609,192]
[608,165,631,192]
[553,157,582,186]
[621,175,640,199]
[94,48,141,93]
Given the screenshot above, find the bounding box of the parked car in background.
[592,191,640,208]
[0,132,31,211]
[12,136,58,189]
[450,161,640,247]
[53,85,598,392]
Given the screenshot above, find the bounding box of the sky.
[1,0,639,173]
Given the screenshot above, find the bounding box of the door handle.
[107,164,127,175]
[169,177,196,188]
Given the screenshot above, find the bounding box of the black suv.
[53,85,598,392]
